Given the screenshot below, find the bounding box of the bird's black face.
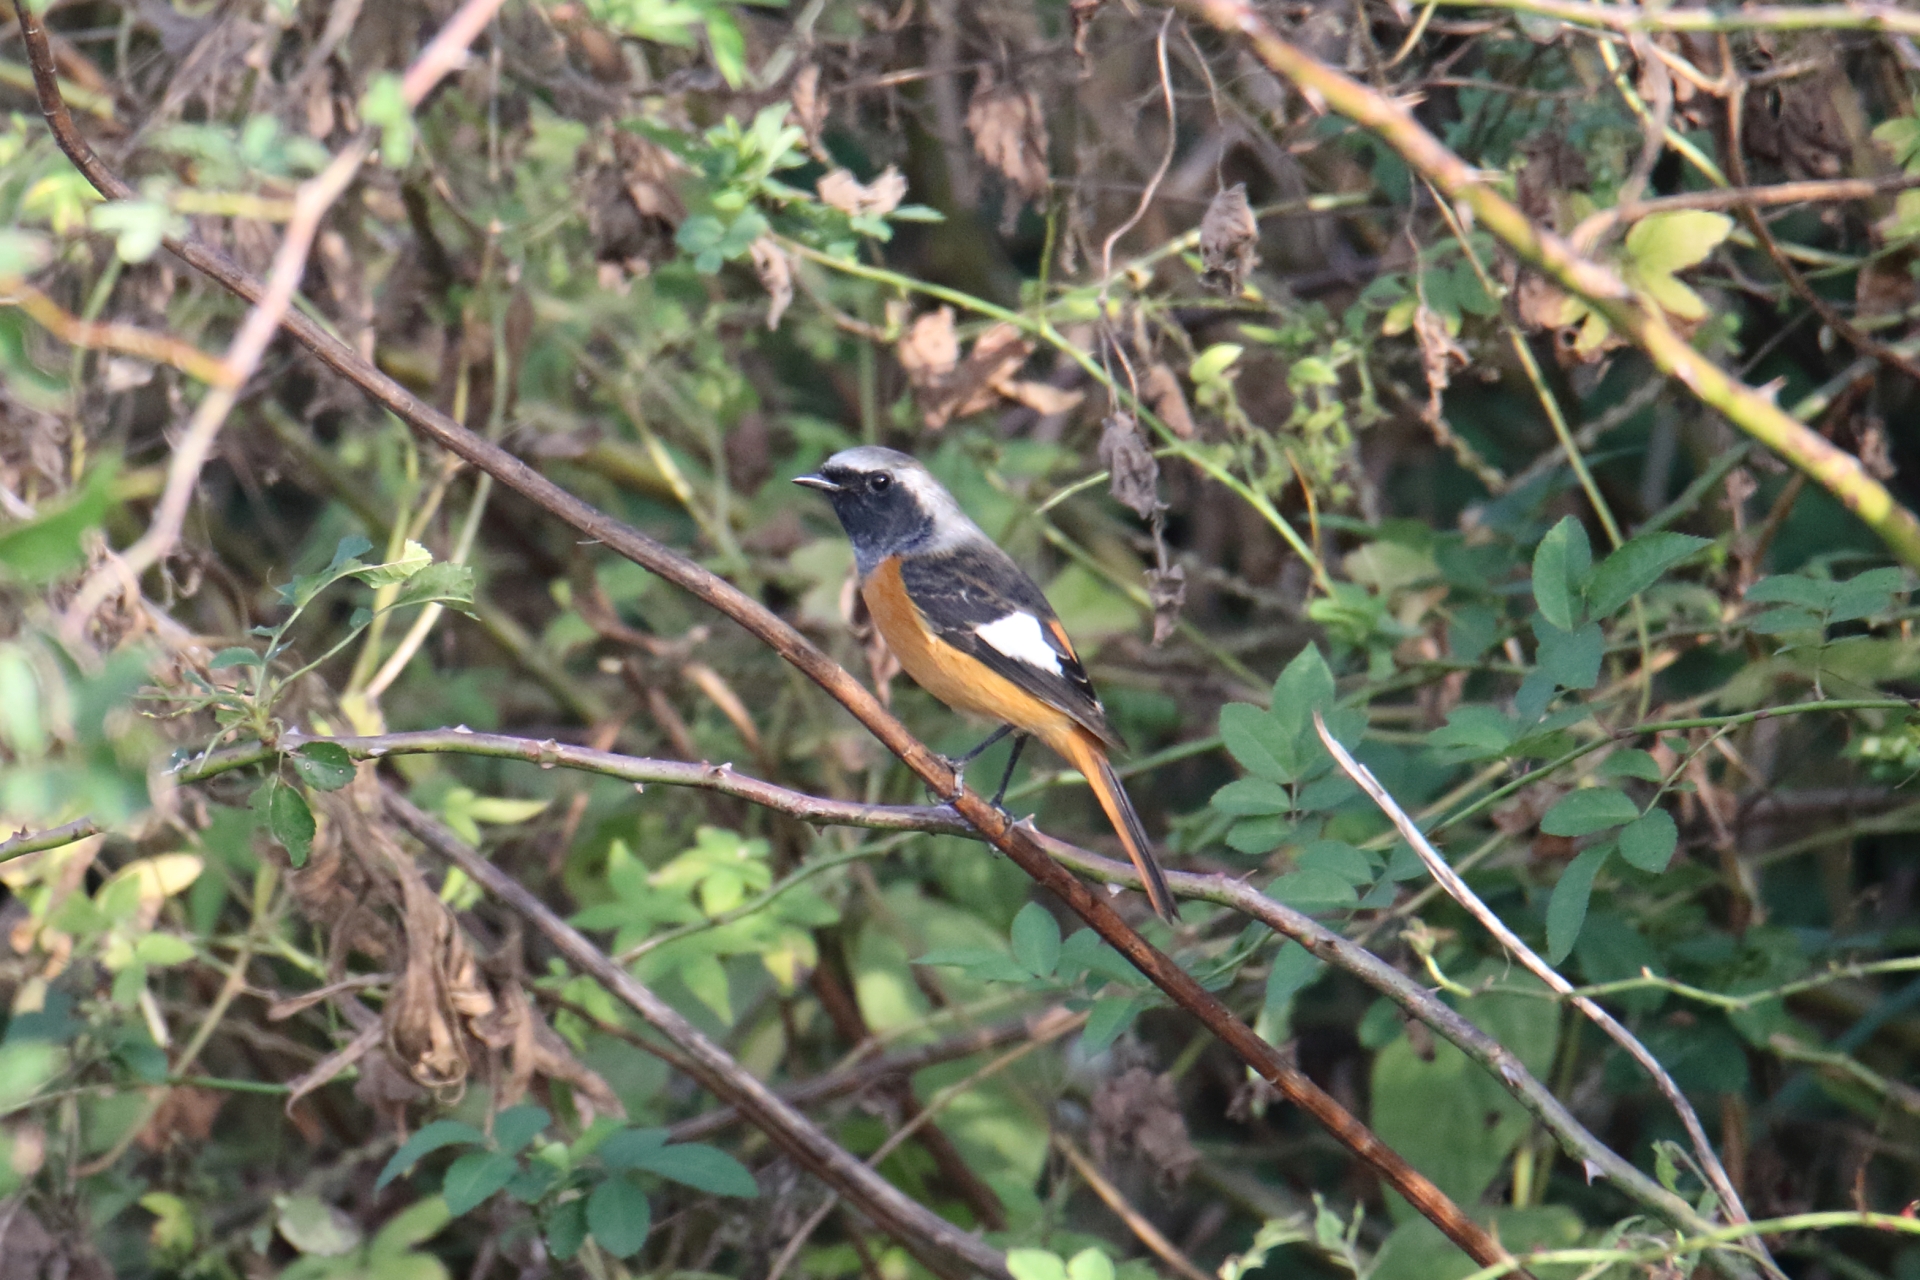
[794,459,933,572]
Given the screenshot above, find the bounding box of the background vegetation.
[2,0,1920,1278]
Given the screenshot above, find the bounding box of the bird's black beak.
[793,474,840,493]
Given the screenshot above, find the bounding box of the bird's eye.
[870,473,892,492]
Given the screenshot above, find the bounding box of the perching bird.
[795,446,1177,922]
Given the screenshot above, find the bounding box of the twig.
[1173,0,1920,574]
[0,280,227,384]
[0,817,103,863]
[1097,11,1178,290]
[1053,1134,1213,1280]
[1312,711,1777,1276]
[384,790,1009,1280]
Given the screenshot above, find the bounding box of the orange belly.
[860,556,1079,744]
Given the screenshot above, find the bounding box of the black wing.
[898,542,1124,751]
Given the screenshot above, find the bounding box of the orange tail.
[1053,729,1178,923]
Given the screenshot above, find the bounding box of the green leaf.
[1625,210,1734,277]
[0,460,119,585]
[1546,844,1610,962]
[376,1120,486,1189]
[621,1142,758,1197]
[1189,343,1243,384]
[1296,840,1373,885]
[368,1198,452,1258]
[1600,750,1663,782]
[1210,778,1293,816]
[1079,996,1143,1056]
[208,647,262,670]
[268,783,315,867]
[1744,574,1831,608]
[586,1175,652,1257]
[1535,620,1603,692]
[492,1105,550,1155]
[545,1198,588,1261]
[1828,567,1906,622]
[1428,706,1515,760]
[1617,808,1677,873]
[359,74,416,168]
[1531,516,1590,631]
[290,742,356,792]
[275,1194,361,1256]
[1010,902,1062,978]
[1272,643,1338,733]
[353,539,432,587]
[392,562,476,614]
[1540,788,1638,837]
[441,1150,518,1215]
[1586,533,1711,618]
[1067,1249,1115,1280]
[1748,606,1823,635]
[596,1127,668,1171]
[1007,1250,1070,1280]
[1220,703,1297,783]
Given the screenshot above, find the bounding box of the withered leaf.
[790,63,828,158]
[1099,413,1160,519]
[1148,565,1186,647]
[1199,183,1259,295]
[967,71,1051,205]
[899,313,1042,429]
[749,237,792,331]
[1090,1067,1197,1192]
[898,306,960,393]
[1142,362,1194,437]
[817,166,908,218]
[1003,380,1084,416]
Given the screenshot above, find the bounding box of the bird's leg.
[935,724,1013,802]
[988,733,1029,811]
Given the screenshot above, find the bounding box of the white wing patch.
[974,612,1062,675]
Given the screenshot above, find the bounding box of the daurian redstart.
[796,447,1177,922]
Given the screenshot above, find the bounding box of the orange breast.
[861,556,1079,743]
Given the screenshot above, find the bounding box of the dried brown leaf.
[1002,380,1084,416]
[967,71,1051,204]
[1142,362,1194,437]
[136,1086,224,1152]
[1199,183,1259,295]
[1098,413,1160,519]
[1858,417,1897,480]
[750,237,793,331]
[1090,1067,1197,1192]
[817,166,908,217]
[791,63,828,157]
[898,307,960,392]
[1147,565,1186,647]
